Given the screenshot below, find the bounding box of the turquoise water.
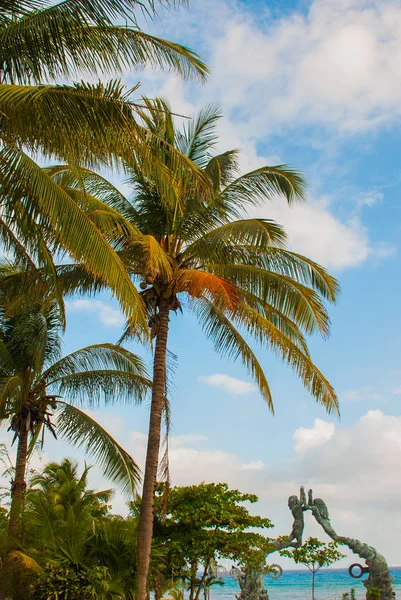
[206,568,401,599]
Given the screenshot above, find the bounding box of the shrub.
[30,563,111,600]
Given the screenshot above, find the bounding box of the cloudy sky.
[3,0,401,572]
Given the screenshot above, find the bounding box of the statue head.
[314,498,329,519]
[288,495,299,509]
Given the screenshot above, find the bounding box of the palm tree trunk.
[8,426,29,542]
[137,298,170,600]
[0,427,29,600]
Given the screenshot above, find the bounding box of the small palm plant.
[0,300,150,547]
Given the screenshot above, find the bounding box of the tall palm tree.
[47,100,340,600]
[0,0,208,334]
[0,299,150,548]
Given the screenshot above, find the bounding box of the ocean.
[205,568,401,600]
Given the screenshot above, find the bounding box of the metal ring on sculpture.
[266,564,283,579]
[349,563,369,579]
[216,565,227,580]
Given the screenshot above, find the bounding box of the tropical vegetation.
[280,537,345,600]
[0,295,149,550]
[0,2,344,598]
[0,458,278,600]
[45,100,340,598]
[0,0,208,331]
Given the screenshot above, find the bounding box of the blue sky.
[3,0,401,569]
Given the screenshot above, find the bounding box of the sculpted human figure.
[307,489,339,540]
[307,488,394,600]
[288,486,307,547]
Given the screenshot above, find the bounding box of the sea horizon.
[198,566,401,600]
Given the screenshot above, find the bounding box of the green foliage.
[367,587,382,599]
[30,563,111,600]
[0,0,207,332]
[0,302,150,500]
[8,458,138,598]
[143,482,273,600]
[280,537,345,572]
[281,537,344,600]
[342,590,356,600]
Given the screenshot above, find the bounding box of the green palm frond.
[56,402,142,496]
[182,219,288,258]
[220,165,307,213]
[204,150,240,190]
[0,145,148,336]
[49,370,150,406]
[232,303,338,414]
[0,375,23,419]
[204,264,330,336]
[239,289,311,353]
[1,14,207,84]
[46,165,138,221]
[43,343,148,382]
[176,103,222,167]
[192,296,273,409]
[0,81,142,159]
[8,550,42,573]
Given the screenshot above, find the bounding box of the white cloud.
[199,374,257,395]
[293,418,336,454]
[240,460,265,471]
[247,198,372,270]
[135,0,397,272]
[393,386,401,395]
[125,410,401,567]
[208,0,401,134]
[66,299,125,328]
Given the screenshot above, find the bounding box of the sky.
[3,0,401,572]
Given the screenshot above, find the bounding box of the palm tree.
[0,300,150,548]
[26,459,114,565]
[45,101,340,600]
[0,0,208,333]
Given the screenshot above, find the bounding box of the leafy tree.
[0,0,208,330]
[0,301,150,551]
[280,536,345,600]
[51,100,340,600]
[143,482,273,600]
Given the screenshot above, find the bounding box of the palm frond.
[56,402,141,496]
[49,370,150,406]
[204,264,330,336]
[182,219,288,259]
[46,165,138,221]
[0,375,23,419]
[232,303,338,414]
[192,296,273,409]
[131,235,173,279]
[43,344,148,382]
[9,550,42,573]
[204,150,239,190]
[1,15,207,84]
[176,103,222,167]
[173,270,239,310]
[0,144,148,336]
[220,165,307,213]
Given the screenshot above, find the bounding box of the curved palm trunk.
[137,298,170,600]
[8,426,29,542]
[0,427,29,600]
